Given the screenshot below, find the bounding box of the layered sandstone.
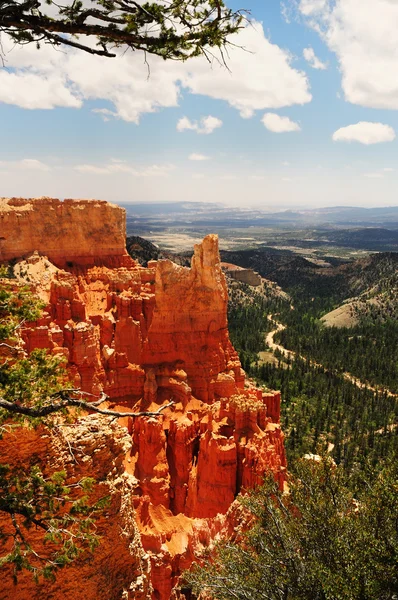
[0,416,152,600]
[1,198,286,600]
[0,197,131,268]
[222,262,262,287]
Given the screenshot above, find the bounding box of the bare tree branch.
[0,392,174,419]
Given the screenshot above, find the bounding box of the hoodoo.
[0,198,286,599]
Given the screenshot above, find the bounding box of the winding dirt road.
[265,315,397,399]
[265,320,293,359]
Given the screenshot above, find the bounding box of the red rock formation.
[0,197,132,268]
[0,416,152,600]
[1,198,286,600]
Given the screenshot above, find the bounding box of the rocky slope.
[0,198,286,599]
[0,416,151,600]
[320,254,398,327]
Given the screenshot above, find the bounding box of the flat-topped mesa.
[0,197,132,268]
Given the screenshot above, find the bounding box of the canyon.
[0,198,286,599]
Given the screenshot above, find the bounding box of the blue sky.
[1,0,398,208]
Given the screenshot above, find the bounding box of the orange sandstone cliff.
[0,416,152,600]
[0,198,286,599]
[0,197,131,268]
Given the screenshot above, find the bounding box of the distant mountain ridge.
[123,202,398,229]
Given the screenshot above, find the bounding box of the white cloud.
[303,47,327,70]
[0,20,311,121]
[298,0,398,109]
[188,153,210,161]
[0,69,81,110]
[92,108,118,121]
[181,22,311,118]
[364,172,384,179]
[332,122,396,145]
[0,158,51,171]
[75,162,174,176]
[177,115,223,134]
[75,164,109,175]
[363,167,394,178]
[141,164,175,177]
[177,117,196,133]
[299,0,328,16]
[262,113,301,133]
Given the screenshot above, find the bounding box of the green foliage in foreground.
[0,466,107,583]
[0,274,106,582]
[0,268,44,342]
[185,457,398,600]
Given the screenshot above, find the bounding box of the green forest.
[276,314,398,394]
[227,280,398,471]
[216,275,398,598]
[186,456,398,600]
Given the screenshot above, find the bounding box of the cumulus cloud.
[177,115,222,134]
[0,158,51,171]
[0,70,81,110]
[262,113,301,133]
[188,153,210,161]
[298,0,398,109]
[182,22,311,118]
[303,47,327,70]
[0,20,311,121]
[332,122,396,145]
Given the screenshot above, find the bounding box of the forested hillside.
[227,271,398,471]
[227,279,287,370]
[277,318,398,393]
[222,248,398,310]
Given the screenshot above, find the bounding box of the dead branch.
[0,391,174,419]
